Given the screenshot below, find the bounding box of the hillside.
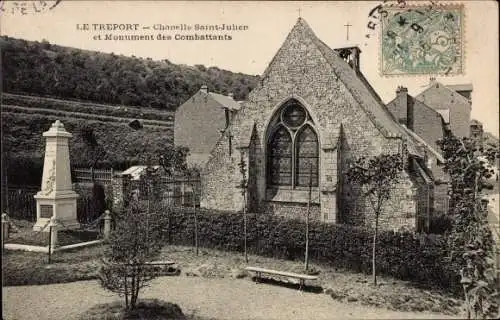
[0,36,259,110]
[2,108,173,186]
[2,93,174,127]
[1,36,260,186]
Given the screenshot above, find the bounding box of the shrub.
[164,207,461,293]
[79,299,186,320]
[428,213,453,234]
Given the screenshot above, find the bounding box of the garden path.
[3,276,461,320]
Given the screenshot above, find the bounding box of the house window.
[267,100,319,187]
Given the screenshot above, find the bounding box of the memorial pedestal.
[33,120,79,232]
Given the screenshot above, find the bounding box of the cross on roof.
[344,22,352,41]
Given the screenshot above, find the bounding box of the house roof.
[386,91,448,125]
[416,81,472,108]
[208,92,241,111]
[400,125,445,163]
[121,165,161,180]
[447,84,473,92]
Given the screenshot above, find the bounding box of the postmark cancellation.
[380,4,464,76]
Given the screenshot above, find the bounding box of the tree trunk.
[243,192,248,263]
[130,270,138,309]
[133,270,140,309]
[193,186,198,256]
[124,274,129,309]
[372,216,378,286]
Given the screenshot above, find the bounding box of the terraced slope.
[1,94,175,183]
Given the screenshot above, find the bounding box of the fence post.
[48,217,58,255]
[103,210,112,239]
[2,213,10,245]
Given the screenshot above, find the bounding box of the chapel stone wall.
[201,19,418,231]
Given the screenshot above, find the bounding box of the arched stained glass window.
[296,125,319,187]
[268,126,293,186]
[266,100,319,188]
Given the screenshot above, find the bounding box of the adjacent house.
[415,80,473,138]
[174,85,241,167]
[386,86,450,214]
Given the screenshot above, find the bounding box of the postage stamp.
[380,4,464,76]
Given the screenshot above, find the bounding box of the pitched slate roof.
[400,125,445,163]
[208,92,241,111]
[416,81,472,107]
[446,84,473,92]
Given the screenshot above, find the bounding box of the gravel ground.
[3,276,462,320]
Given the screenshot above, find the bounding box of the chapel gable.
[201,18,432,232]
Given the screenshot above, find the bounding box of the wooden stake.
[305,163,313,271]
[193,183,198,256]
[48,225,52,264]
[243,192,248,263]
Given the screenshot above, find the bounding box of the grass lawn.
[5,219,101,247]
[156,246,464,315]
[2,240,464,316]
[2,245,105,286]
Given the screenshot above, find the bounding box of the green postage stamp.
[380,4,464,76]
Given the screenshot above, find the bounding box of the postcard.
[1,1,499,320]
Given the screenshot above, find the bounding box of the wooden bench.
[245,266,318,291]
[143,260,176,266]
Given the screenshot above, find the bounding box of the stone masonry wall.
[201,131,245,211]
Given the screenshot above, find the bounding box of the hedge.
[163,207,461,292]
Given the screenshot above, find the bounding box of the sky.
[1,0,498,136]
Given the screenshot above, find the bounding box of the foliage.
[1,36,259,110]
[98,193,169,309]
[164,207,460,292]
[238,154,249,263]
[1,112,172,185]
[79,299,186,320]
[428,212,453,235]
[344,153,404,285]
[73,125,107,169]
[437,134,500,319]
[158,146,190,176]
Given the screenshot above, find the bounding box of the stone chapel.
[200,18,443,231]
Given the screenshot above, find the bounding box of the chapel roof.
[257,18,422,156]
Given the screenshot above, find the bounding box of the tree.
[344,153,404,285]
[158,146,189,176]
[73,124,108,221]
[98,173,168,310]
[437,134,499,319]
[73,124,107,175]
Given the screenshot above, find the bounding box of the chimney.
[200,85,208,93]
[396,86,412,129]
